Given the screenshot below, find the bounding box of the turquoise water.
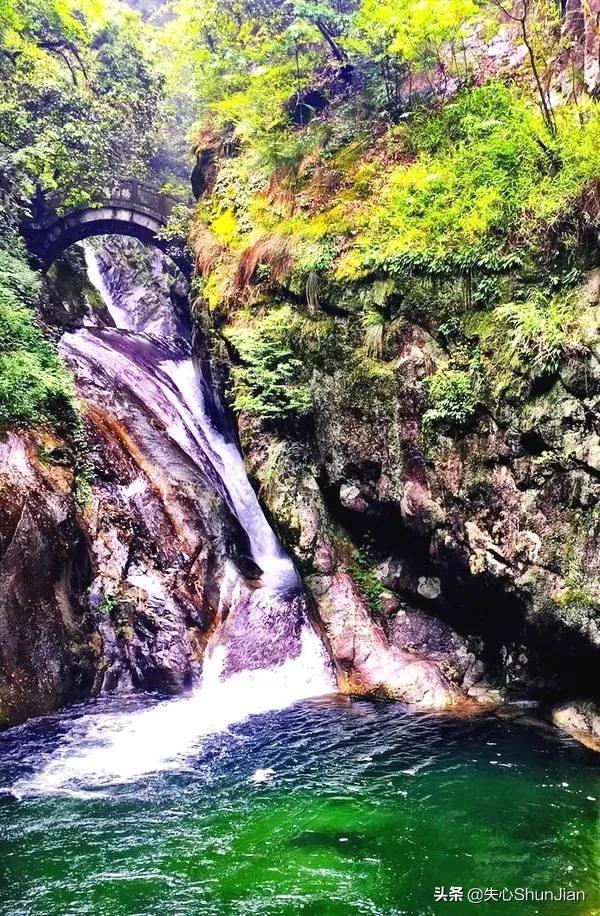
[0,695,598,915]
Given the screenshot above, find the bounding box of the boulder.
[390,607,485,692]
[551,701,600,750]
[308,570,467,709]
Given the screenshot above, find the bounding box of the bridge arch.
[24,179,192,277]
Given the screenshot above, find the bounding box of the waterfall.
[79,244,297,587]
[14,241,335,794]
[12,626,333,794]
[83,243,131,329]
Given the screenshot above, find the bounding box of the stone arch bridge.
[24,179,192,277]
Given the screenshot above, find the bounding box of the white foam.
[248,768,275,784]
[13,627,335,796]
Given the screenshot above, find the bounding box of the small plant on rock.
[348,550,385,619]
[423,367,477,430]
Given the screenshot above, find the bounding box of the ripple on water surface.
[0,695,599,916]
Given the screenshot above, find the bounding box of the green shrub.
[424,367,477,429]
[98,593,119,616]
[226,307,313,421]
[0,248,40,306]
[0,249,76,428]
[74,466,94,507]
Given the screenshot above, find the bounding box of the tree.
[491,0,558,135]
[0,0,165,230]
[348,0,479,110]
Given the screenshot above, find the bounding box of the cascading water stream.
[12,243,335,796]
[80,245,297,586]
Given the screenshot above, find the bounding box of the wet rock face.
[0,411,237,726]
[309,337,600,695]
[40,249,92,333]
[309,570,467,709]
[44,245,235,702]
[92,238,189,337]
[80,411,223,697]
[0,240,254,727]
[560,0,600,92]
[551,701,600,750]
[209,584,307,677]
[238,430,490,710]
[0,433,95,726]
[390,607,485,693]
[236,309,600,734]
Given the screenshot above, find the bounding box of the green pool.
[0,695,598,915]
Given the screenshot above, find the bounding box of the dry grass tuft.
[265,170,296,217]
[234,235,293,294]
[190,223,223,274]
